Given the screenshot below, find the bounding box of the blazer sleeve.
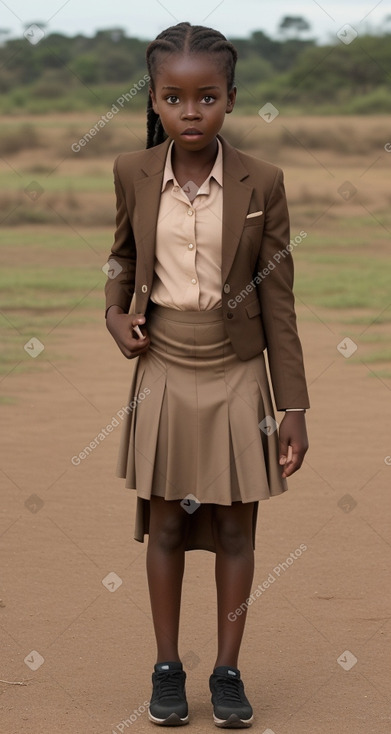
[257,168,310,410]
[104,155,137,317]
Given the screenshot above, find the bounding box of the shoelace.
[154,670,185,701]
[213,676,244,703]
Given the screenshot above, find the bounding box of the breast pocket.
[243,211,264,228]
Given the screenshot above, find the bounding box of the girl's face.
[149,52,236,152]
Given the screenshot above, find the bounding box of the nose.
[181,102,202,120]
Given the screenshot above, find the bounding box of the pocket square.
[246,210,263,218]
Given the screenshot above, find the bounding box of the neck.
[172,137,218,175]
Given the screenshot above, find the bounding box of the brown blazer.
[105,134,310,411]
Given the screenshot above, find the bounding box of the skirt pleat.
[116,303,288,552]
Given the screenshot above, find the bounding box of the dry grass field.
[1,114,390,733]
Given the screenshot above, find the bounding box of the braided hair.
[145,22,238,148]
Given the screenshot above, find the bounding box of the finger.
[130,315,147,340]
[281,445,303,478]
[278,436,290,466]
[131,314,146,327]
[126,335,150,356]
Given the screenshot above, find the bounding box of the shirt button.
[141,284,148,293]
[187,209,194,216]
[227,312,234,319]
[191,278,197,285]
[188,243,194,249]
[223,283,230,294]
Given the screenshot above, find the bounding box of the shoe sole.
[213,712,253,728]
[148,710,189,726]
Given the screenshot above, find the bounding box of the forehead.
[153,51,227,87]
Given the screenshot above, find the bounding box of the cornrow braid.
[145,22,238,148]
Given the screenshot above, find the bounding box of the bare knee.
[149,500,188,552]
[213,503,255,556]
[214,517,252,556]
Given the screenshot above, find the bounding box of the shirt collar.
[161,137,223,193]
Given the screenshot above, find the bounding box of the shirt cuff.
[284,408,306,412]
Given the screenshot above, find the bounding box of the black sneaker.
[148,661,189,726]
[209,666,253,728]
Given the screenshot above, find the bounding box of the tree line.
[0,25,390,113]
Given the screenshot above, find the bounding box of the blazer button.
[227,312,234,319]
[223,283,230,294]
[141,284,148,293]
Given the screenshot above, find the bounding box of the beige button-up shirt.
[150,138,223,310]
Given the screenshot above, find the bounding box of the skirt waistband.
[148,303,224,324]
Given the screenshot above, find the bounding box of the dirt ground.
[1,298,391,734]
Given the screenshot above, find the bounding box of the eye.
[166,95,179,104]
[203,95,215,104]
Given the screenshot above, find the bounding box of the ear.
[226,86,237,115]
[149,87,159,115]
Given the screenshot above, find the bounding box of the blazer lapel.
[133,135,253,289]
[134,138,171,287]
[218,134,253,285]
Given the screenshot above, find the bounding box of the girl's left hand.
[278,411,309,478]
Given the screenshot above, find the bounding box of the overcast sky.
[0,0,389,43]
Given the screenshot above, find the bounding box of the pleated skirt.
[116,303,288,552]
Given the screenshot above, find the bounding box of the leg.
[146,495,190,663]
[212,502,255,669]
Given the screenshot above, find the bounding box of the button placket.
[179,195,198,306]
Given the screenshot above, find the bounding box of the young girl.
[104,21,309,729]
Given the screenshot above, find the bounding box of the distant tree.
[94,28,126,43]
[72,54,100,84]
[278,16,311,38]
[110,28,126,43]
[0,28,10,46]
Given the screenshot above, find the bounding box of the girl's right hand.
[106,306,150,359]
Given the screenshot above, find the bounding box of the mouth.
[181,128,203,136]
